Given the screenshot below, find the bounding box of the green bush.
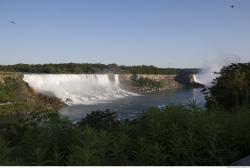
[0,106,250,166]
[0,80,16,103]
[134,77,161,90]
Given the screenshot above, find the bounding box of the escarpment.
[0,72,64,116]
[118,73,202,93]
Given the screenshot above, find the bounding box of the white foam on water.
[23,74,137,105]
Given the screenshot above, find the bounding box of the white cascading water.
[23,74,136,105]
[192,74,199,83]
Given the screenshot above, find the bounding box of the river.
[59,88,205,121]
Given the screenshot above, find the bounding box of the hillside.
[0,72,64,116]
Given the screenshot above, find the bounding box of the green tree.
[204,63,250,109]
[67,127,101,165]
[0,138,18,165]
[31,146,50,166]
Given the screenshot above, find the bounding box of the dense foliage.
[0,63,199,75]
[133,77,162,90]
[0,106,250,166]
[204,63,250,109]
[138,78,161,89]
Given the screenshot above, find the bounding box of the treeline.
[0,63,199,75]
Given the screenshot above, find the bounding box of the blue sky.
[0,0,249,68]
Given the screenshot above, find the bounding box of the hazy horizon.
[1,0,250,68]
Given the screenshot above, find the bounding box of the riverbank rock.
[0,71,65,116]
[118,73,199,93]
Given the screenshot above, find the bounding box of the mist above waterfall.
[23,74,136,105]
[195,55,241,86]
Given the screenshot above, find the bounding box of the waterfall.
[192,74,199,83]
[114,74,119,85]
[23,74,135,105]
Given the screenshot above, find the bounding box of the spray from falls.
[194,55,241,86]
[23,74,136,105]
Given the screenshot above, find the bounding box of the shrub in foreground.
[0,106,250,166]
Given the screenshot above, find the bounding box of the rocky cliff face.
[0,71,23,82]
[118,74,183,93]
[0,72,64,116]
[175,72,204,88]
[119,74,176,81]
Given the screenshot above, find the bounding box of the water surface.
[59,88,205,121]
